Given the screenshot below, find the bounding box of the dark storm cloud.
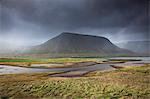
[1,0,148,28]
[0,0,149,45]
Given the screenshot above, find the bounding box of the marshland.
[0,0,149,98]
[0,57,149,98]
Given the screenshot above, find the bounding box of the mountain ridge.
[28,32,134,57]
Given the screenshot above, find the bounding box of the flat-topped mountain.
[28,32,133,57]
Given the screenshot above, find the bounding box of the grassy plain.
[0,58,105,68]
[0,64,149,99]
[0,57,105,63]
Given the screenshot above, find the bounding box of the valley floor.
[0,58,105,69]
[0,64,150,99]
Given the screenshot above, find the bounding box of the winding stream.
[0,57,149,74]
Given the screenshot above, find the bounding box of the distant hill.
[116,41,150,56]
[27,32,134,57]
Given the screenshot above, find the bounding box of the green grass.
[0,57,105,68]
[47,58,105,63]
[0,57,105,63]
[0,58,40,62]
[0,65,149,98]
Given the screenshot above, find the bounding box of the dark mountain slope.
[28,32,134,57]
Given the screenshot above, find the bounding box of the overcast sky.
[0,0,149,46]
